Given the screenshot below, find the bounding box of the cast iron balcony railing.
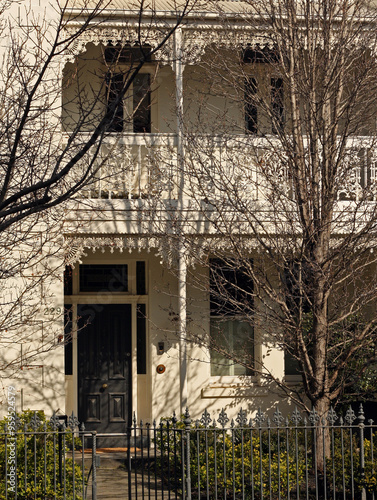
[69,134,377,203]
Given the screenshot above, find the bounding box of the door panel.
[77,304,132,437]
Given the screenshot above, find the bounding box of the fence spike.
[67,411,79,431]
[49,412,59,430]
[236,408,248,427]
[30,411,41,431]
[291,407,302,426]
[200,408,212,427]
[254,408,266,427]
[326,407,338,426]
[345,406,356,425]
[308,408,320,425]
[358,404,365,425]
[273,407,284,427]
[217,408,229,428]
[184,407,191,428]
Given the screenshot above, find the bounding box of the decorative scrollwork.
[326,407,338,426]
[272,408,284,427]
[67,412,79,431]
[217,408,229,428]
[29,412,41,431]
[308,408,320,425]
[200,409,212,428]
[236,408,248,428]
[49,412,60,431]
[290,407,302,426]
[254,408,266,427]
[345,407,356,425]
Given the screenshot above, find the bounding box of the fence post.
[92,431,97,500]
[184,408,192,500]
[358,405,366,500]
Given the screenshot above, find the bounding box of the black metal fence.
[0,405,376,499]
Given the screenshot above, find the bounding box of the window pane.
[64,265,73,296]
[245,77,258,133]
[106,73,124,132]
[271,77,284,133]
[210,318,254,376]
[285,350,301,376]
[136,261,146,295]
[105,45,151,64]
[79,264,128,292]
[137,304,147,374]
[210,258,253,316]
[64,305,73,376]
[133,73,151,133]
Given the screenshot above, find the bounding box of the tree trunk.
[313,397,331,473]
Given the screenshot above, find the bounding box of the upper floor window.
[106,72,151,133]
[271,77,284,133]
[245,77,258,134]
[243,47,284,135]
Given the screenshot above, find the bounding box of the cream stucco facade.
[2,0,376,430]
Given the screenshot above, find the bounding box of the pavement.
[77,450,172,499]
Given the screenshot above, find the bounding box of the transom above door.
[64,260,147,296]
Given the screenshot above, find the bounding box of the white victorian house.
[1,0,377,435]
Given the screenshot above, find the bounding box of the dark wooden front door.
[77,304,132,437]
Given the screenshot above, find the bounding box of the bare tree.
[0,0,195,394]
[168,0,377,466]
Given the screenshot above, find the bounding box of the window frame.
[105,67,155,134]
[209,258,256,379]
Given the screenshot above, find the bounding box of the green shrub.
[0,411,82,500]
[155,416,307,499]
[325,428,377,495]
[155,415,377,499]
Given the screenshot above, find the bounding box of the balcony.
[73,134,377,203]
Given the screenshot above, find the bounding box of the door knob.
[102,383,108,389]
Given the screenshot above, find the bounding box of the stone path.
[79,451,173,499]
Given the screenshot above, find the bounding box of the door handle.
[102,383,108,389]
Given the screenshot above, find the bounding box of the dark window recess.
[64,305,73,376]
[285,351,301,376]
[271,78,284,133]
[245,77,258,134]
[106,73,124,132]
[133,73,151,133]
[242,47,280,64]
[137,304,147,374]
[136,261,146,295]
[79,264,128,292]
[283,261,312,315]
[64,266,73,296]
[105,45,152,64]
[210,259,254,316]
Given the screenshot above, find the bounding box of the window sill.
[201,379,269,399]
